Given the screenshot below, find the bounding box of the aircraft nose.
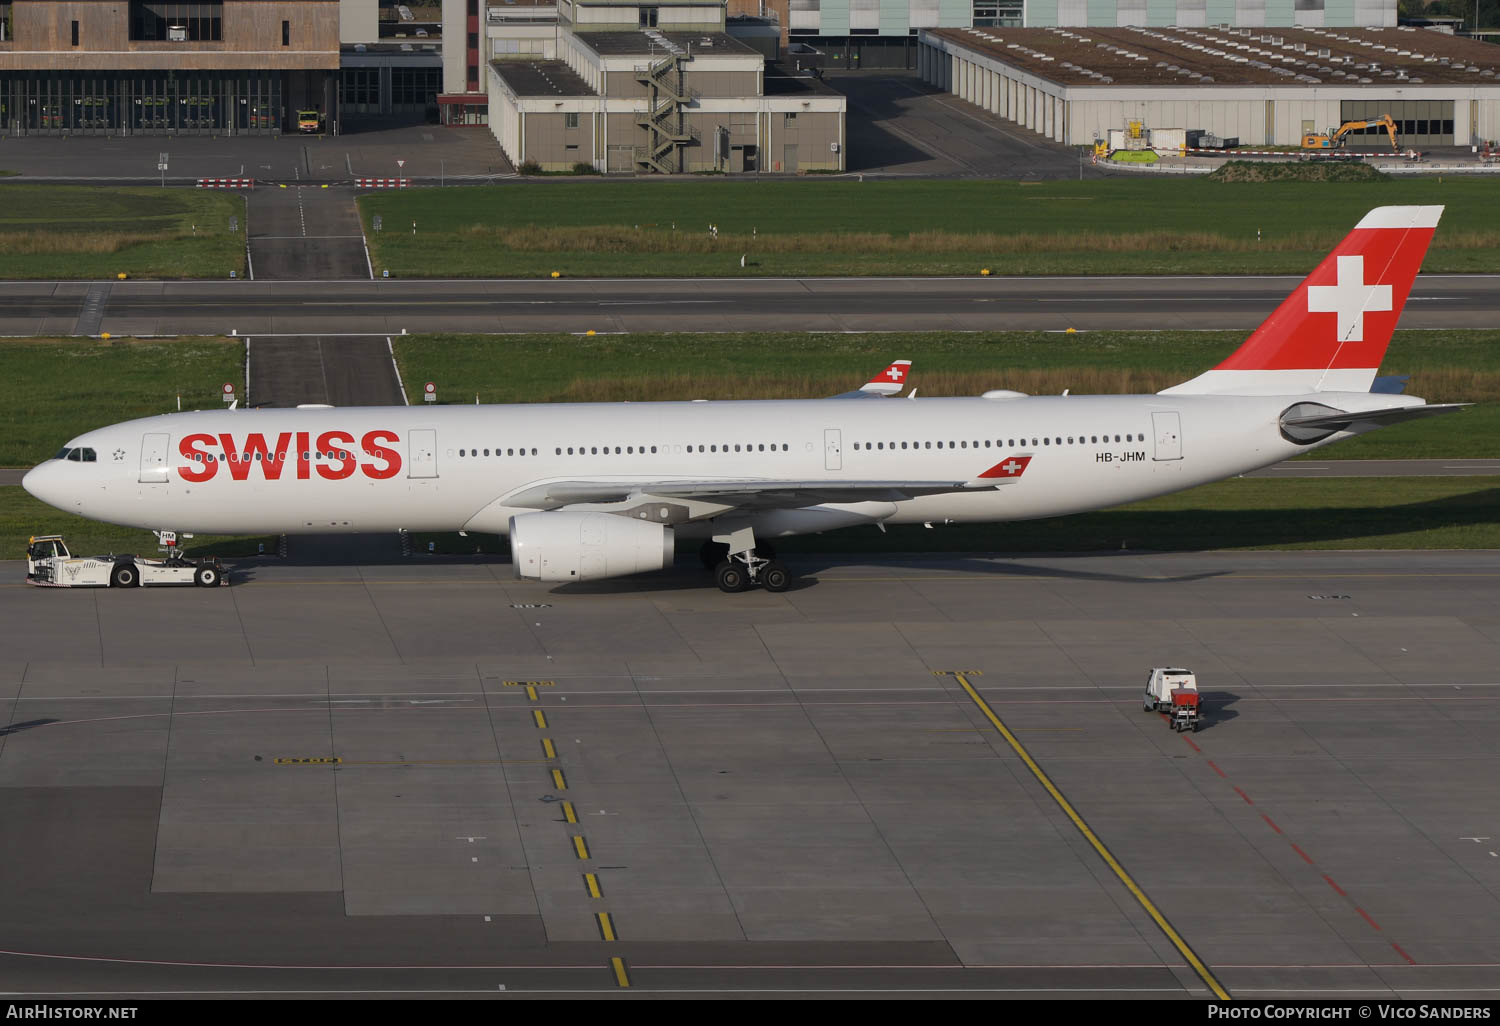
[21,462,63,508]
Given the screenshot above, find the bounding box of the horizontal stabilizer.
[1281,403,1469,430]
[1279,401,1469,442]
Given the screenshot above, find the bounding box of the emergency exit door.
[1152,412,1182,461]
[139,433,169,483]
[824,429,842,470]
[408,428,438,478]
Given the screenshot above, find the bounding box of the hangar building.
[0,0,339,135]
[918,24,1500,147]
[484,0,845,172]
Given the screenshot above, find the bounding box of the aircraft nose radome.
[21,464,60,508]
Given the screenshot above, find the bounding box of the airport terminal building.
[918,23,1500,147]
[0,0,340,135]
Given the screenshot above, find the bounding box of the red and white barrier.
[196,178,255,189]
[356,178,410,189]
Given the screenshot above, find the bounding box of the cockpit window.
[58,447,96,463]
[78,448,96,462]
[54,447,73,460]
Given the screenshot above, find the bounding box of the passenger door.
[139,433,169,483]
[1151,412,1182,462]
[408,429,438,478]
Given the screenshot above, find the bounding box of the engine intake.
[510,512,675,583]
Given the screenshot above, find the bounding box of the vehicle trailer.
[1144,666,1202,731]
[25,534,225,588]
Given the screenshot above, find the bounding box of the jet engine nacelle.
[509,512,675,583]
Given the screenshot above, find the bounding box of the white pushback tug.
[25,533,225,588]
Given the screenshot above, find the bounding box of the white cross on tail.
[1305,255,1392,342]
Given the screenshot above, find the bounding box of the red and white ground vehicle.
[1144,667,1202,732]
[25,534,225,588]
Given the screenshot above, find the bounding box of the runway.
[1,274,1496,337]
[2,549,1499,998]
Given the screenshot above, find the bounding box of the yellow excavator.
[1302,114,1400,152]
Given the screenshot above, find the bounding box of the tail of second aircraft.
[1160,205,1442,396]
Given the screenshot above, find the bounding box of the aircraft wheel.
[761,562,791,593]
[194,565,220,588]
[699,541,729,571]
[110,564,138,588]
[714,560,749,593]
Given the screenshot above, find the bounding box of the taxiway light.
[551,271,562,278]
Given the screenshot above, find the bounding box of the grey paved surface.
[0,124,512,183]
[2,549,1500,997]
[246,335,403,409]
[831,74,1098,179]
[247,187,370,281]
[9,460,1500,484]
[0,274,1494,337]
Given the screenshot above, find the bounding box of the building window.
[282,20,290,46]
[639,6,658,26]
[564,111,579,129]
[0,3,10,43]
[71,20,79,46]
[129,2,224,42]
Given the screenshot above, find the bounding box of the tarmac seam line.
[953,672,1231,1001]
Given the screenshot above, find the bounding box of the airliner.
[23,206,1463,593]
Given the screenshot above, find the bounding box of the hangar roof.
[491,59,598,96]
[926,25,1500,87]
[578,30,758,57]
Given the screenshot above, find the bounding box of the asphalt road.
[2,273,1495,337]
[247,187,371,281]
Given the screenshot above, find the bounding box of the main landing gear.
[699,530,790,594]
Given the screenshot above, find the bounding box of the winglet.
[973,453,1033,485]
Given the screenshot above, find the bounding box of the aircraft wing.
[504,477,986,512]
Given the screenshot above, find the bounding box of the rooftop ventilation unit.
[1317,48,1329,57]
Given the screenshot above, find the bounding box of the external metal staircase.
[635,32,691,173]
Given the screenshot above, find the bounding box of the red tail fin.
[1162,206,1441,395]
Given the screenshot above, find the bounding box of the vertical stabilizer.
[1161,206,1442,396]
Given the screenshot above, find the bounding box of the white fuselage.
[22,391,1381,539]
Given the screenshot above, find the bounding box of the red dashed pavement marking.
[1179,734,1414,962]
